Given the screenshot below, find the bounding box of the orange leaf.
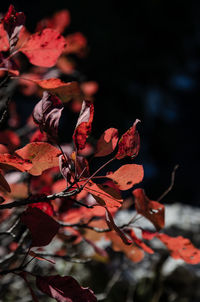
[0,153,32,172]
[133,188,165,231]
[35,78,82,103]
[106,164,144,190]
[0,24,9,51]
[21,29,66,67]
[157,234,200,264]
[116,119,140,160]
[95,128,118,157]
[84,181,123,208]
[15,142,61,176]
[124,229,154,254]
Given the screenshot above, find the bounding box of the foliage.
[0,5,199,301]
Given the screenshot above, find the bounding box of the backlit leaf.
[0,24,9,51]
[133,188,165,231]
[15,142,61,176]
[116,119,140,160]
[21,28,66,67]
[73,101,94,150]
[106,164,144,190]
[95,128,118,157]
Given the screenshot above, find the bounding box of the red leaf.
[106,164,144,190]
[36,275,97,302]
[20,207,60,247]
[133,189,165,231]
[124,229,154,254]
[105,208,132,245]
[32,92,63,139]
[73,101,94,150]
[35,79,82,103]
[141,229,158,240]
[0,129,20,152]
[21,28,66,67]
[157,234,200,264]
[95,128,118,157]
[36,10,71,33]
[2,5,25,49]
[0,171,11,193]
[115,119,140,160]
[0,153,32,172]
[29,201,54,216]
[84,181,123,208]
[15,142,61,176]
[0,24,9,52]
[64,32,87,56]
[29,250,55,264]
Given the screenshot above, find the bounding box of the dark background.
[1,0,200,204]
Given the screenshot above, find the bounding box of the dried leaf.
[20,207,60,247]
[32,91,63,139]
[106,164,144,190]
[133,188,165,231]
[36,275,97,302]
[21,28,66,67]
[116,119,140,160]
[0,153,32,172]
[15,142,61,176]
[95,128,118,157]
[73,101,94,150]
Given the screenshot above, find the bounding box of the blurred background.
[1,0,200,203]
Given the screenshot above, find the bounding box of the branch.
[157,164,179,202]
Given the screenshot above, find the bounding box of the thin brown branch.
[157,164,179,202]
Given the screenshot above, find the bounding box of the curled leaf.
[95,128,118,157]
[36,275,97,302]
[116,119,140,160]
[20,207,60,247]
[21,28,66,67]
[73,100,94,150]
[106,164,144,190]
[32,91,63,139]
[133,188,165,231]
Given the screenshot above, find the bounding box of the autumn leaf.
[124,229,154,254]
[20,28,66,67]
[107,231,144,263]
[133,188,165,231]
[36,275,97,302]
[2,5,25,49]
[15,142,61,176]
[106,164,144,190]
[36,9,71,33]
[84,181,123,208]
[0,24,9,51]
[29,250,55,264]
[0,153,32,172]
[95,128,118,157]
[73,100,94,150]
[20,207,60,247]
[157,233,200,264]
[0,171,11,193]
[35,79,82,103]
[32,92,63,140]
[64,32,87,56]
[116,119,140,160]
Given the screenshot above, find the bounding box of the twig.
[157,164,179,202]
[33,253,91,263]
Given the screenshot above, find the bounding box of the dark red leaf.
[20,207,60,247]
[0,171,11,193]
[95,128,118,157]
[2,5,25,49]
[73,101,94,150]
[21,28,66,67]
[0,153,32,172]
[133,188,165,231]
[115,119,140,160]
[36,275,97,302]
[32,92,63,140]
